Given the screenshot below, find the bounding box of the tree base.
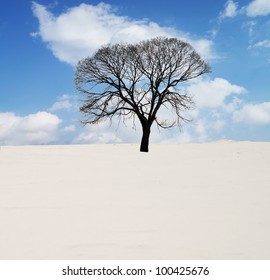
[140,147,149,152]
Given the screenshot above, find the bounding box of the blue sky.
[0,0,270,145]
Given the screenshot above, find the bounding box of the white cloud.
[210,0,239,38]
[189,117,226,142]
[211,119,226,132]
[49,94,72,112]
[221,0,239,19]
[49,94,73,111]
[62,125,76,133]
[233,102,270,124]
[222,96,244,113]
[246,0,270,17]
[31,2,215,65]
[187,77,246,108]
[253,40,270,48]
[194,120,208,142]
[72,125,123,144]
[0,111,62,145]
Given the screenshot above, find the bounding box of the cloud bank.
[233,102,270,124]
[31,2,215,65]
[246,0,270,17]
[187,77,246,108]
[0,112,62,145]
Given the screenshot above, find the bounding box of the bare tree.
[75,37,210,152]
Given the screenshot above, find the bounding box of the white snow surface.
[0,142,269,259]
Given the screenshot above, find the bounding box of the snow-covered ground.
[0,142,269,259]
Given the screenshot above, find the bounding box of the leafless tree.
[75,37,210,152]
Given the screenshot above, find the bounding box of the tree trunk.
[140,125,151,152]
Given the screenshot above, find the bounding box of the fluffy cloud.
[220,0,238,19]
[187,77,246,108]
[176,78,247,142]
[72,121,124,144]
[31,2,215,65]
[246,0,270,17]
[0,111,62,145]
[233,102,270,124]
[73,130,122,144]
[49,94,73,111]
[62,125,76,133]
[192,118,225,142]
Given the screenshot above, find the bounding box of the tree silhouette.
[75,37,210,152]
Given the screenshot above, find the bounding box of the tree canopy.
[75,37,211,152]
